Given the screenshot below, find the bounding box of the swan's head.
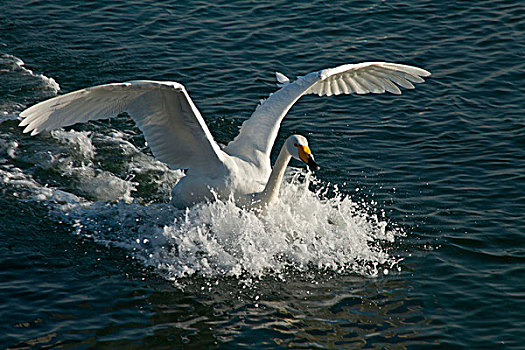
[285,135,320,171]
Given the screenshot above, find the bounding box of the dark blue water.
[1,0,524,348]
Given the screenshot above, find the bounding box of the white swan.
[19,62,430,208]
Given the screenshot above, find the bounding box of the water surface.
[1,0,524,348]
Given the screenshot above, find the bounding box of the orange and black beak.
[297,145,320,171]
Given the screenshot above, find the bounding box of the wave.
[0,53,60,121]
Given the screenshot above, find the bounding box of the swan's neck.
[257,145,291,206]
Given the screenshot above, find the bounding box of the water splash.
[53,172,401,285]
[1,128,402,284]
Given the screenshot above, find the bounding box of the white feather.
[275,72,290,87]
[19,61,430,207]
[225,62,430,164]
[20,80,225,173]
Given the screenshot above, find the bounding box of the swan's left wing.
[20,80,225,173]
[225,62,430,164]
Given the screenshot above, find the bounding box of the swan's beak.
[298,145,320,171]
[307,155,320,171]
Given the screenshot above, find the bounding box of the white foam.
[6,141,18,159]
[0,54,60,94]
[1,128,401,284]
[48,130,141,203]
[56,170,401,283]
[51,130,95,160]
[0,164,86,206]
[0,54,60,120]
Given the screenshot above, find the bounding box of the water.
[1,0,524,348]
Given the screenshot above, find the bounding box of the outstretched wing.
[20,80,226,173]
[225,62,430,164]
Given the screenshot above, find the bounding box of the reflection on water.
[10,274,432,349]
[138,277,430,348]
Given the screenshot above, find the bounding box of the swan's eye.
[293,143,298,147]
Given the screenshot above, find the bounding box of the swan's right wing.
[225,62,430,164]
[20,80,226,173]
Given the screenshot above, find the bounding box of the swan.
[19,62,430,208]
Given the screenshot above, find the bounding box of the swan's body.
[19,62,430,208]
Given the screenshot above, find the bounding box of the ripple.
[1,0,525,348]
